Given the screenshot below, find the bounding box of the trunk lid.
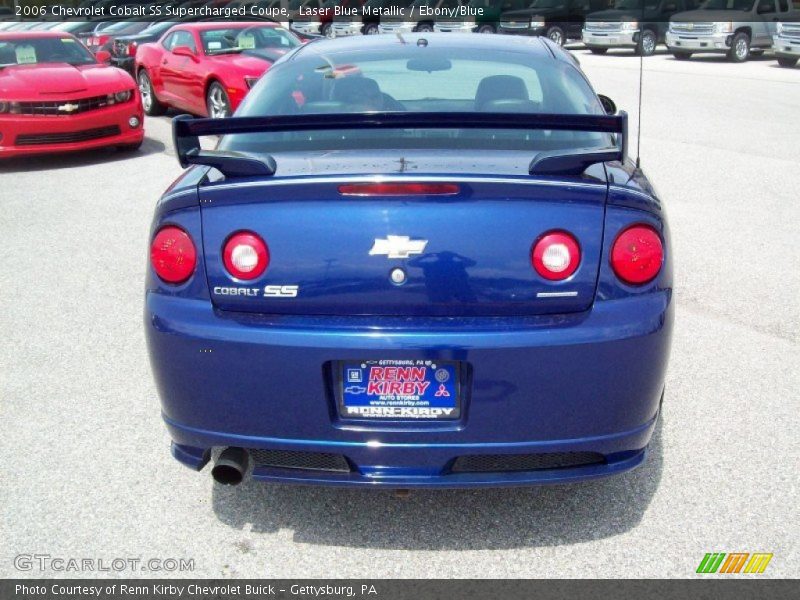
[199,150,607,317]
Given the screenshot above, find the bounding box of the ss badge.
[264,285,299,298]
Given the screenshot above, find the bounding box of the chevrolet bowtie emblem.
[369,236,428,259]
[58,103,79,113]
[687,23,694,30]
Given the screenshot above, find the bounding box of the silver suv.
[666,0,795,62]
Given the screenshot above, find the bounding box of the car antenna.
[635,0,645,171]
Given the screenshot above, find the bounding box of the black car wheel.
[588,47,608,54]
[206,82,232,119]
[672,51,692,60]
[728,32,750,62]
[476,24,495,34]
[416,23,434,33]
[363,24,379,35]
[321,23,333,38]
[777,56,798,67]
[137,70,166,116]
[637,29,657,56]
[546,26,565,46]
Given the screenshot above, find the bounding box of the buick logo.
[369,235,428,259]
[58,103,79,113]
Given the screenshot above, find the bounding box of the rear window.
[226,44,610,154]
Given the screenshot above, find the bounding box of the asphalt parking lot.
[1,46,798,579]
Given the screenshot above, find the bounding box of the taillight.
[150,226,196,284]
[531,231,581,281]
[127,41,138,57]
[338,183,460,196]
[223,231,269,280]
[611,224,663,285]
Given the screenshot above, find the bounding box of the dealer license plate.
[340,359,460,420]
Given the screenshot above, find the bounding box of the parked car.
[111,21,178,74]
[148,33,672,488]
[330,0,374,37]
[379,0,465,33]
[666,0,794,62]
[85,21,153,55]
[135,22,301,118]
[0,32,144,158]
[772,9,800,66]
[49,21,108,40]
[583,0,697,55]
[499,0,610,45]
[434,0,528,33]
[289,0,327,37]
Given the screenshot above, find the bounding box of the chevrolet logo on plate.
[58,103,79,113]
[369,236,428,259]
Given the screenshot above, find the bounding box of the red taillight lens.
[150,226,196,284]
[223,231,269,280]
[531,231,581,281]
[611,224,663,285]
[127,41,138,56]
[338,183,460,196]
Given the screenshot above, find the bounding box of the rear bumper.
[147,290,672,488]
[0,102,144,158]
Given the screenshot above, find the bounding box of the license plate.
[340,359,460,420]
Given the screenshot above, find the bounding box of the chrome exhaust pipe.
[211,447,249,486]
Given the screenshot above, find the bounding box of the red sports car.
[135,22,301,119]
[0,32,144,159]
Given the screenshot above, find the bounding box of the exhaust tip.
[212,447,249,486]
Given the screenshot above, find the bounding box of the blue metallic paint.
[145,38,673,488]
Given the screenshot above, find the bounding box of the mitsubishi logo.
[369,236,428,259]
[58,103,79,113]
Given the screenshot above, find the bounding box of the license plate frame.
[339,359,461,420]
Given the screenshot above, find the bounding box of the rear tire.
[588,47,608,54]
[546,26,565,46]
[637,29,657,56]
[476,24,495,34]
[728,32,750,62]
[137,70,166,116]
[777,56,798,67]
[363,23,379,35]
[672,50,692,60]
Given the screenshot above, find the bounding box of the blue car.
[146,33,673,488]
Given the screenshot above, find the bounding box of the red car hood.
[0,63,134,99]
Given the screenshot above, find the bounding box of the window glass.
[225,46,610,154]
[171,30,197,53]
[200,26,299,54]
[0,36,96,67]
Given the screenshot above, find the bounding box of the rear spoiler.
[172,111,628,178]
